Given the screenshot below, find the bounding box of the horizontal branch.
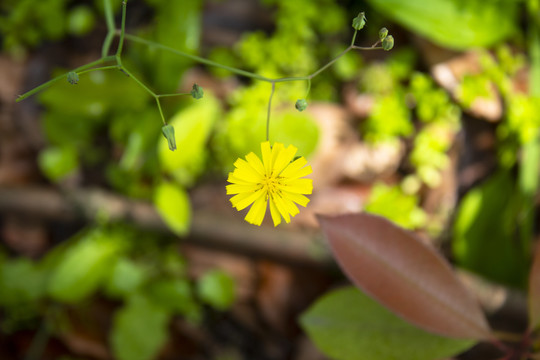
[0,186,331,267]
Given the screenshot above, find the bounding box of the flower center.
[262,174,280,196]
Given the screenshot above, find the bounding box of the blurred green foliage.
[301,287,475,360]
[366,0,518,50]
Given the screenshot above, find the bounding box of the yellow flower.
[226,141,313,226]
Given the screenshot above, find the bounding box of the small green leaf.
[111,295,169,360]
[301,287,476,360]
[0,258,47,306]
[105,258,148,298]
[47,229,123,303]
[38,146,78,181]
[147,279,200,320]
[153,182,191,236]
[197,270,235,311]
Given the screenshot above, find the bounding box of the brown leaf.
[318,212,492,340]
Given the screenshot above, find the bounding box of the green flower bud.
[67,72,79,85]
[162,124,176,151]
[190,83,204,99]
[382,35,394,51]
[352,12,366,31]
[379,27,388,40]
[295,99,308,112]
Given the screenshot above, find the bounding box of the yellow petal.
[271,194,291,223]
[231,189,264,210]
[273,144,297,176]
[244,190,268,226]
[226,183,260,195]
[282,196,300,216]
[282,191,310,207]
[269,199,282,227]
[282,163,312,180]
[281,178,313,194]
[227,173,254,185]
[261,141,273,174]
[233,158,263,182]
[279,155,306,178]
[245,152,265,176]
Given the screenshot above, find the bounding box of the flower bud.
[295,99,308,112]
[379,27,388,40]
[190,83,204,99]
[352,12,366,31]
[382,35,394,51]
[162,124,176,151]
[67,71,79,85]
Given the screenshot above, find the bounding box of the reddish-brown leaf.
[318,213,491,340]
[528,244,540,330]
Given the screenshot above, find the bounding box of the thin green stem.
[157,93,191,98]
[16,56,115,102]
[266,82,276,142]
[155,97,166,125]
[123,33,273,82]
[116,0,127,57]
[350,29,358,46]
[309,45,352,79]
[352,45,383,51]
[120,66,156,97]
[101,0,116,57]
[77,65,121,76]
[305,78,312,98]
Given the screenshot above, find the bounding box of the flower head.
[226,141,313,226]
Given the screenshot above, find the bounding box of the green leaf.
[366,0,518,50]
[158,94,221,186]
[104,258,148,299]
[196,270,235,311]
[453,171,529,287]
[147,278,200,319]
[301,287,476,360]
[111,295,169,360]
[364,183,426,229]
[153,182,191,236]
[47,228,123,303]
[38,146,78,181]
[0,258,47,306]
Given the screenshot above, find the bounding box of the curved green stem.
[266,82,276,142]
[116,1,127,57]
[77,65,121,76]
[123,33,273,82]
[120,66,156,97]
[155,97,167,125]
[101,0,116,57]
[16,56,116,102]
[157,93,191,98]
